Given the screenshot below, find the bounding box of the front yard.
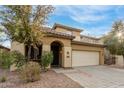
[0,68,81,88]
[0,50,81,88]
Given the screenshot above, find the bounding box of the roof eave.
[0,45,10,51]
[45,34,75,40]
[42,31,75,40]
[52,23,83,32]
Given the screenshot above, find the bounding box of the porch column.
[63,46,72,68]
[11,41,25,55]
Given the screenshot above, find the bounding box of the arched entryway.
[51,41,63,67]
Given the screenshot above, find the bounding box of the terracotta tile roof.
[52,23,83,32]
[81,35,100,40]
[42,27,75,39]
[41,27,105,47]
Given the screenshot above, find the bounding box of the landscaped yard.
[0,68,81,88]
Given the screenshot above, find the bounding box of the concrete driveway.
[54,66,124,88]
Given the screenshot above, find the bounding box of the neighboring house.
[0,45,10,53]
[11,23,105,68]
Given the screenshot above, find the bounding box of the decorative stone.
[10,64,17,71]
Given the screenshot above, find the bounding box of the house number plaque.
[67,51,70,58]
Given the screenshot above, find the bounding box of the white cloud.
[71,15,106,23]
[81,26,111,37]
[53,5,124,37]
[54,5,116,23]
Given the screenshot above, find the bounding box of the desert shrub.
[0,51,13,69]
[41,51,53,71]
[11,51,27,69]
[0,76,7,83]
[0,51,26,69]
[104,55,116,65]
[19,62,41,82]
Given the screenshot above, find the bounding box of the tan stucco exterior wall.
[55,27,72,34]
[72,44,104,65]
[41,36,71,47]
[11,41,25,55]
[11,41,25,71]
[63,46,72,68]
[72,31,81,41]
[11,36,104,68]
[0,48,9,53]
[41,36,72,68]
[11,36,72,68]
[72,44,104,51]
[55,27,81,41]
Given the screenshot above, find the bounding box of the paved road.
[54,66,124,88]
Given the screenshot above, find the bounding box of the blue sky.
[48,5,124,37]
[1,5,124,48]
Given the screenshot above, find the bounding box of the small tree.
[0,51,13,69]
[41,51,53,71]
[104,20,124,65]
[117,40,124,66]
[105,37,118,55]
[11,51,26,69]
[0,5,54,61]
[0,51,26,69]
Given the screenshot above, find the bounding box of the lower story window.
[25,45,42,61]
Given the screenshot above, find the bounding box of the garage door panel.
[72,51,99,67]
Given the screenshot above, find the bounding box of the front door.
[51,45,59,66]
[51,41,62,67]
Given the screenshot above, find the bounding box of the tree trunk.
[34,47,38,60]
[27,45,31,62]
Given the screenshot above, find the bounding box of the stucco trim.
[72,40,106,48]
[44,34,75,40]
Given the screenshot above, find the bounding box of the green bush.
[0,51,13,69]
[0,51,26,69]
[0,76,7,83]
[19,62,41,82]
[41,51,53,71]
[11,51,26,69]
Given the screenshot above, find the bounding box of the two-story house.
[11,23,105,68]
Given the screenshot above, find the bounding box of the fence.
[104,55,123,66]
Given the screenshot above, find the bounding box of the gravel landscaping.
[0,68,81,88]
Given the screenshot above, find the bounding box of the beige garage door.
[72,51,99,67]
